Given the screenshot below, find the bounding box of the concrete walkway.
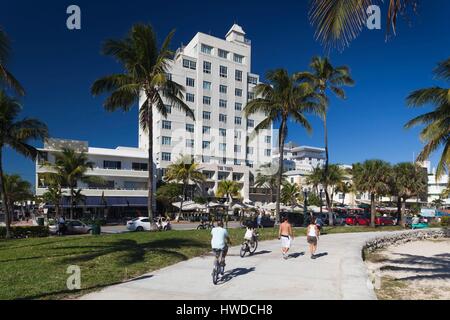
[80,231,404,300]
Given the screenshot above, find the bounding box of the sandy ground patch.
[366,239,450,300]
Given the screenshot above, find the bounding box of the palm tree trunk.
[370,193,376,227]
[275,120,286,223]
[70,189,74,220]
[0,149,11,239]
[396,196,401,226]
[147,99,154,224]
[177,183,186,222]
[400,198,406,228]
[323,113,332,212]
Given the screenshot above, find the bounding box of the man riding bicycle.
[211,221,231,271]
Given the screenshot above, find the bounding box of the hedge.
[441,216,450,227]
[0,226,49,239]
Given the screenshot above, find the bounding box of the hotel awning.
[45,196,148,208]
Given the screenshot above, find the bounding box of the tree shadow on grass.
[58,238,206,267]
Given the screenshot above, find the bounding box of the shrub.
[441,216,450,227]
[0,226,49,239]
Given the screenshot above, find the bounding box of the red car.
[375,216,395,226]
[345,215,370,226]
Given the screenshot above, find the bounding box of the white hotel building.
[35,24,273,214]
[139,24,272,199]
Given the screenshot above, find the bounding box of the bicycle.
[212,249,225,285]
[239,233,258,258]
[197,221,213,230]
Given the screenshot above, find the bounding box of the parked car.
[49,220,93,235]
[345,215,370,226]
[282,212,304,227]
[375,216,395,226]
[126,217,152,232]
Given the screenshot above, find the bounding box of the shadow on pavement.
[314,252,328,259]
[221,267,256,283]
[288,252,305,259]
[252,250,271,256]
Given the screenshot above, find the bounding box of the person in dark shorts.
[306,217,320,259]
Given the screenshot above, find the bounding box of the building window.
[203,96,211,105]
[165,73,172,81]
[235,103,242,111]
[164,105,171,114]
[186,139,194,148]
[234,145,241,153]
[247,119,254,128]
[235,88,242,97]
[202,156,210,163]
[219,99,227,108]
[162,120,171,130]
[186,93,195,103]
[161,152,171,162]
[219,143,227,152]
[235,70,242,82]
[183,59,196,70]
[219,65,228,78]
[202,141,210,149]
[203,81,211,90]
[234,54,244,63]
[186,77,195,87]
[186,124,194,133]
[201,44,213,54]
[218,49,228,59]
[219,85,227,94]
[103,160,121,170]
[265,149,272,157]
[219,128,227,137]
[235,117,242,125]
[246,160,254,168]
[203,61,211,74]
[265,136,271,144]
[186,108,194,117]
[161,136,171,145]
[234,130,242,139]
[248,76,257,85]
[248,92,255,100]
[203,111,211,120]
[202,126,210,134]
[234,159,241,165]
[219,114,227,123]
[247,147,254,155]
[132,162,148,171]
[124,181,148,190]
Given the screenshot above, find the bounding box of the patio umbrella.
[171,200,195,209]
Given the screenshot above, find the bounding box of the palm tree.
[352,160,393,227]
[216,180,241,203]
[43,148,95,219]
[405,57,449,179]
[0,27,24,95]
[297,57,354,213]
[91,24,194,223]
[432,198,444,209]
[309,0,419,51]
[281,182,303,208]
[42,181,63,218]
[3,174,33,223]
[254,163,287,203]
[164,155,206,221]
[306,166,324,195]
[244,69,323,222]
[392,162,428,227]
[335,181,353,205]
[0,91,48,238]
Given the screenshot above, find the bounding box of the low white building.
[36,139,154,219]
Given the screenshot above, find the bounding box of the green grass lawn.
[0,225,402,300]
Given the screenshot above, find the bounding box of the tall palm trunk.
[177,182,186,222]
[0,149,11,239]
[147,99,154,223]
[370,193,376,227]
[275,120,286,223]
[396,196,401,226]
[400,198,406,228]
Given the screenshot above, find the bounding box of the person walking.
[257,211,263,229]
[307,217,320,259]
[278,216,294,260]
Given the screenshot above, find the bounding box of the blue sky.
[1,0,449,185]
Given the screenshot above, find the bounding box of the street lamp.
[320,189,323,214]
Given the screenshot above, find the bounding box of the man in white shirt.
[211,221,231,267]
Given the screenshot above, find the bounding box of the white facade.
[421,161,450,205]
[273,141,326,174]
[36,139,153,206]
[139,24,273,199]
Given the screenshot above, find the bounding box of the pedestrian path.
[80,231,401,300]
